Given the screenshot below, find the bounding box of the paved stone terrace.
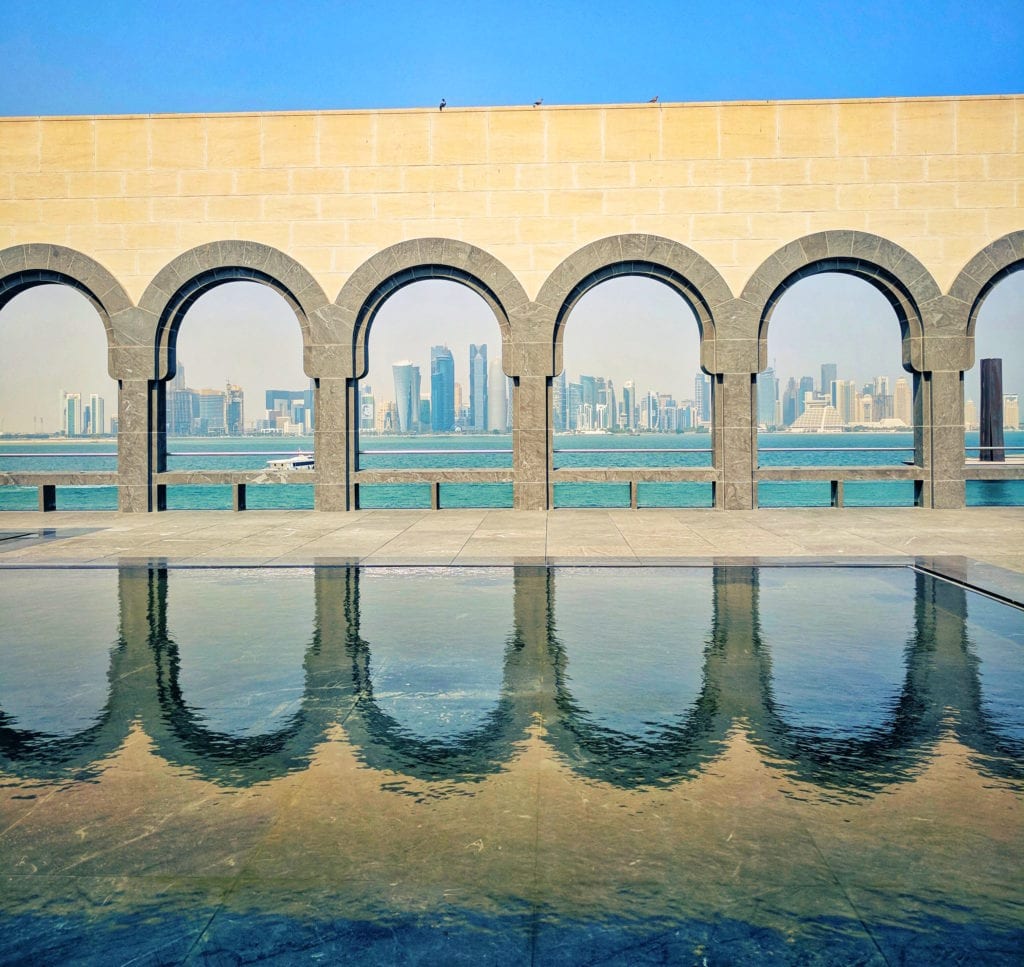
[1,507,1022,575]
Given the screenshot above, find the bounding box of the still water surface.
[1,564,1021,964]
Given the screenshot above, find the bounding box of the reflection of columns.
[505,566,559,724]
[108,565,166,724]
[315,376,351,511]
[513,375,550,510]
[704,566,766,720]
[716,373,756,510]
[118,379,162,512]
[907,572,982,738]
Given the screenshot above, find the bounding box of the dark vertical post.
[980,358,1004,462]
[39,484,56,512]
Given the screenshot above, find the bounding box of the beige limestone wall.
[1,96,1020,302]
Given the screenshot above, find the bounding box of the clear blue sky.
[1,0,1022,116]
[0,1,1021,431]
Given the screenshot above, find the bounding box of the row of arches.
[2,565,1018,791]
[1,229,1021,510]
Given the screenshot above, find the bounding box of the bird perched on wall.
[533,98,543,107]
[439,98,446,111]
[648,95,659,103]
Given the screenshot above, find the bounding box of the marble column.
[314,376,351,512]
[925,369,967,509]
[117,379,161,512]
[716,372,756,510]
[513,375,550,510]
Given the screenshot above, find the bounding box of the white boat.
[267,452,314,470]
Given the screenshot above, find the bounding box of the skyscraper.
[622,380,635,430]
[225,383,245,435]
[821,363,837,396]
[1005,395,1021,430]
[798,376,815,416]
[894,378,912,426]
[359,385,376,431]
[62,391,81,437]
[430,345,455,432]
[89,393,105,435]
[469,344,487,432]
[197,389,227,435]
[782,378,799,427]
[694,371,711,423]
[487,357,506,431]
[392,361,419,433]
[756,368,779,429]
[832,379,858,425]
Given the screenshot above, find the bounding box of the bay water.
[1,431,1022,510]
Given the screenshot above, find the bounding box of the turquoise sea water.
[1,431,1022,509]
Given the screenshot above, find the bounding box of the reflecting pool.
[1,565,1021,965]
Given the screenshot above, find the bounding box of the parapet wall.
[1,96,1020,300]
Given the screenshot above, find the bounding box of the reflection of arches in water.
[0,565,1018,791]
[542,568,725,788]
[146,568,326,785]
[747,569,1022,791]
[338,566,536,783]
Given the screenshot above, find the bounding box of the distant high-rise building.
[821,363,837,395]
[622,380,635,430]
[694,371,711,423]
[392,361,419,433]
[197,389,227,435]
[265,387,313,430]
[359,385,376,431]
[580,374,597,416]
[89,393,105,435]
[553,371,567,431]
[453,381,467,429]
[1005,395,1021,430]
[430,345,455,432]
[567,382,582,431]
[782,378,799,427]
[170,387,198,435]
[894,378,912,426]
[872,375,893,420]
[757,368,779,429]
[798,376,815,417]
[964,398,978,430]
[604,379,617,430]
[226,383,245,435]
[469,343,487,432]
[832,379,858,425]
[487,357,506,431]
[62,391,81,437]
[419,396,431,429]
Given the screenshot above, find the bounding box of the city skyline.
[1,274,1021,434]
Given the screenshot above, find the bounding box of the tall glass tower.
[821,363,837,396]
[392,361,419,433]
[469,344,487,432]
[757,368,779,429]
[430,345,455,432]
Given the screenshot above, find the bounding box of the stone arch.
[536,234,733,378]
[948,231,1024,340]
[336,238,528,380]
[138,240,334,381]
[739,230,941,373]
[0,243,134,377]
